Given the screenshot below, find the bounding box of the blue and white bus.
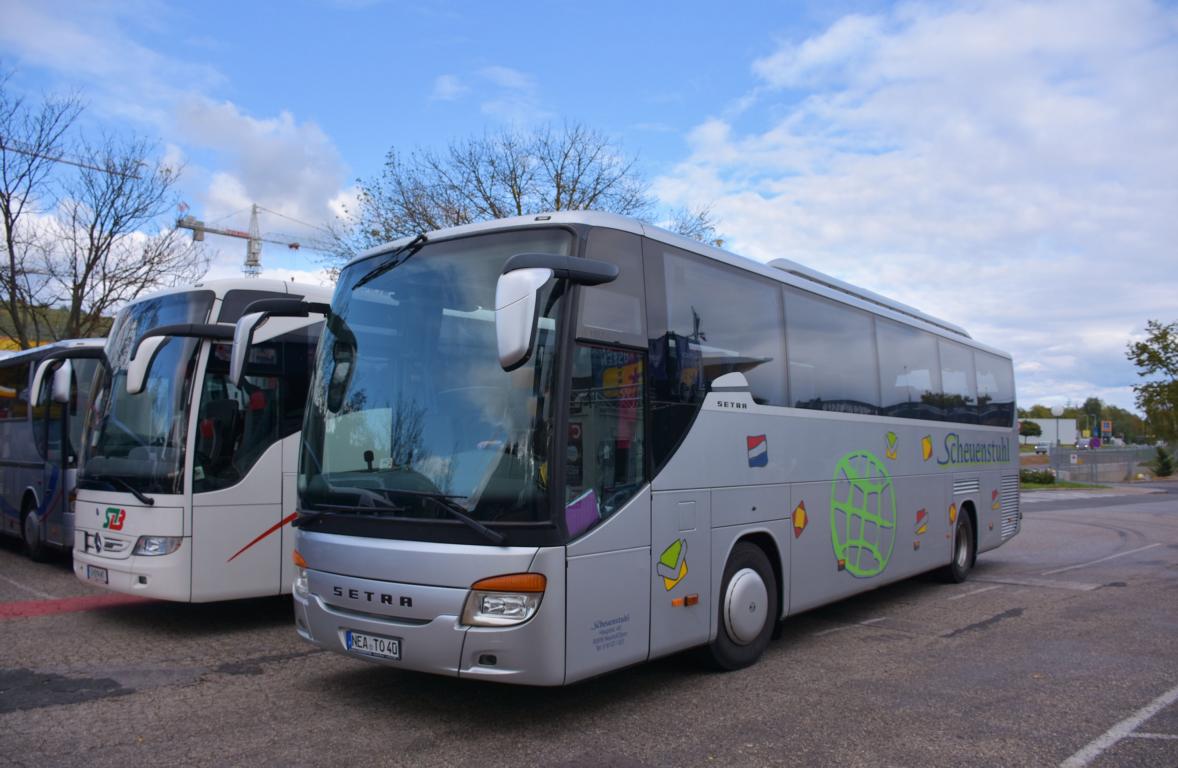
[235,211,1020,684]
[0,339,104,560]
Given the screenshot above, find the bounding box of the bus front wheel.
[708,541,778,671]
[21,499,48,563]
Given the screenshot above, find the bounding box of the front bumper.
[294,547,567,685]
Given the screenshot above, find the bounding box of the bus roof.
[348,210,1007,358]
[0,338,106,366]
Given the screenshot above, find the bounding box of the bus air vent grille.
[1000,474,1020,540]
[953,478,980,495]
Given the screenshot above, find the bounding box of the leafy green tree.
[1126,320,1178,442]
[1019,420,1042,438]
[1150,446,1173,477]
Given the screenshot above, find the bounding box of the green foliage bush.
[1151,446,1174,477]
[1020,468,1056,485]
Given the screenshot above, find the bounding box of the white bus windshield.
[80,291,214,495]
[299,229,572,537]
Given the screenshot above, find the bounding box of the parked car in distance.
[1034,442,1051,455]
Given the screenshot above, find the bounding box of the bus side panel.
[190,442,283,600]
[649,490,711,658]
[564,547,650,684]
[566,486,653,682]
[279,432,301,594]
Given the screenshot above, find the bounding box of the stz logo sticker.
[102,507,126,531]
[747,435,768,468]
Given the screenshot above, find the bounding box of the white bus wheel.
[708,541,778,671]
[939,510,975,584]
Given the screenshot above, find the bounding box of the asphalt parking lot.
[1,484,1175,768]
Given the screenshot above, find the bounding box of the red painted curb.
[0,593,150,620]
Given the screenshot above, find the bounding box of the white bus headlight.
[461,573,546,627]
[133,536,182,556]
[293,549,309,594]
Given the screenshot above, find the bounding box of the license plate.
[345,630,401,661]
[85,564,108,585]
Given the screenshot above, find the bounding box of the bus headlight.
[461,573,546,627]
[132,536,182,556]
[292,549,309,594]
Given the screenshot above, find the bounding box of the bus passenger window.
[565,344,647,539]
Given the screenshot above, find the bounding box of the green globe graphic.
[830,450,896,578]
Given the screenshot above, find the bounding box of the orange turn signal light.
[471,573,547,593]
[292,549,307,568]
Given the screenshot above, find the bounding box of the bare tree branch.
[0,67,82,347]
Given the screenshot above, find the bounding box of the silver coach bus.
[0,339,104,560]
[234,211,1019,685]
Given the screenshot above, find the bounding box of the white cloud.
[654,0,1178,412]
[174,98,348,237]
[430,74,468,101]
[0,0,348,274]
[475,65,550,124]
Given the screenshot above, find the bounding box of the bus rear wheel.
[708,541,778,671]
[21,499,48,563]
[939,510,974,583]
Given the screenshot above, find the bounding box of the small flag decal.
[747,434,768,468]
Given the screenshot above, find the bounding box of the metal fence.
[1047,446,1164,483]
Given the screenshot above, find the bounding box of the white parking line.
[1041,543,1163,576]
[813,617,887,637]
[0,573,55,599]
[947,585,1001,601]
[1060,682,1178,767]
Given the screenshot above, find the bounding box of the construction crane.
[176,203,303,277]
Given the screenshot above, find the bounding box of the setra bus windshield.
[298,229,572,543]
[80,291,214,495]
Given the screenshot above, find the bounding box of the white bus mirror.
[30,360,53,408]
[495,267,553,371]
[230,312,268,387]
[51,360,73,404]
[126,336,169,396]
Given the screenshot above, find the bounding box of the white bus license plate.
[85,564,108,585]
[346,630,401,661]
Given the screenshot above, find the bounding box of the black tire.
[707,541,778,671]
[21,498,48,563]
[939,510,975,583]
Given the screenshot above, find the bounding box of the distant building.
[1020,418,1078,446]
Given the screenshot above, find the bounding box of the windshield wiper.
[104,476,155,506]
[295,484,407,528]
[381,488,506,546]
[351,233,428,291]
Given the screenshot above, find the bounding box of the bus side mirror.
[51,360,73,405]
[30,360,53,408]
[126,336,169,396]
[495,253,619,371]
[495,267,553,371]
[230,312,267,387]
[230,299,329,387]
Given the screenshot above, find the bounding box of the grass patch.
[1021,480,1108,491]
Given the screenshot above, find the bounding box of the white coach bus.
[237,212,1019,684]
[66,279,330,601]
[0,339,104,560]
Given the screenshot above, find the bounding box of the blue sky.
[2,0,1176,413]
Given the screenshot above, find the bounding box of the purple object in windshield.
[565,489,599,538]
